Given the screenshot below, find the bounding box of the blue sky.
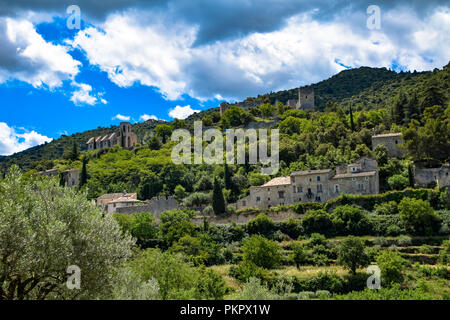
[0,0,449,155]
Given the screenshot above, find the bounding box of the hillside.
[1,62,448,172]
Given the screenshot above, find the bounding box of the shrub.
[373,201,399,215]
[332,205,371,235]
[246,214,275,237]
[398,198,441,235]
[397,235,412,246]
[388,174,409,190]
[298,291,316,300]
[232,277,279,300]
[376,250,409,286]
[439,240,450,265]
[301,210,333,235]
[290,243,308,269]
[241,235,283,269]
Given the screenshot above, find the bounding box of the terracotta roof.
[291,169,332,176]
[332,171,377,179]
[261,177,291,187]
[97,192,137,200]
[372,133,402,138]
[109,197,142,204]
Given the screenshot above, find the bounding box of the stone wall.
[372,133,405,158]
[116,196,178,218]
[414,166,450,187]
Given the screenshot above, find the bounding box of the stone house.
[371,133,405,158]
[116,196,179,219]
[86,122,137,151]
[105,196,143,214]
[414,165,450,188]
[61,169,79,188]
[96,191,137,208]
[236,157,379,210]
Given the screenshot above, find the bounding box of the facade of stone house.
[236,157,379,210]
[96,191,137,208]
[414,165,450,188]
[371,133,405,158]
[61,168,79,188]
[86,122,137,151]
[105,196,142,214]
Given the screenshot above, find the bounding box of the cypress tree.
[408,164,414,188]
[224,163,232,190]
[59,172,65,187]
[79,157,88,187]
[212,177,226,215]
[349,105,355,132]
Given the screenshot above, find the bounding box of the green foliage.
[79,156,88,187]
[155,124,173,144]
[212,177,226,215]
[259,103,275,118]
[246,214,275,237]
[114,212,158,241]
[388,174,409,190]
[376,250,408,286]
[439,240,450,265]
[398,197,441,235]
[332,205,370,235]
[337,237,370,275]
[242,235,282,269]
[160,210,196,246]
[290,242,308,268]
[174,184,187,201]
[0,166,134,299]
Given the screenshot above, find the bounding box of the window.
[335,185,340,193]
[351,167,357,172]
[317,176,320,181]
[315,196,321,202]
[268,197,270,201]
[293,186,296,193]
[292,177,295,183]
[256,196,261,202]
[358,183,364,191]
[352,177,356,181]
[365,177,369,181]
[242,200,246,206]
[309,178,312,182]
[317,184,323,193]
[297,186,303,193]
[395,140,398,144]
[338,178,342,182]
[278,191,285,199]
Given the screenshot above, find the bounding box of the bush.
[398,197,441,235]
[373,201,399,215]
[397,235,412,246]
[241,235,283,269]
[376,250,409,286]
[388,174,409,190]
[246,214,275,237]
[301,210,333,235]
[439,240,450,265]
[332,205,371,235]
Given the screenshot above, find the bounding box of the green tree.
[246,213,275,237]
[224,163,232,190]
[0,166,134,300]
[419,86,446,111]
[196,267,227,300]
[259,103,275,118]
[376,250,408,286]
[160,209,196,246]
[241,235,282,269]
[398,197,440,235]
[79,156,88,187]
[290,243,307,269]
[63,140,80,161]
[349,105,355,132]
[387,174,409,190]
[337,237,370,275]
[147,136,162,150]
[212,177,226,215]
[155,124,173,144]
[174,184,187,201]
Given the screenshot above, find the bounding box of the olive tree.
[0,166,134,300]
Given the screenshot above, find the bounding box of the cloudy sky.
[0,0,449,155]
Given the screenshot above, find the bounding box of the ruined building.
[286,87,315,110]
[86,122,137,151]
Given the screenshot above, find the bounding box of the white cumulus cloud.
[139,114,158,121]
[112,114,131,121]
[70,83,98,106]
[168,105,200,119]
[0,122,52,156]
[0,17,80,88]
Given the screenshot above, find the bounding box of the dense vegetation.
[1,62,449,300]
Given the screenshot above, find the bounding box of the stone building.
[236,157,379,210]
[86,122,137,151]
[116,196,179,219]
[39,168,79,188]
[96,191,137,208]
[414,165,450,188]
[286,87,315,110]
[61,169,79,188]
[371,133,405,158]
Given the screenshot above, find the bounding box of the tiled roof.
[372,133,402,138]
[109,197,142,204]
[86,137,95,144]
[262,177,291,187]
[291,169,332,176]
[97,192,137,200]
[332,171,377,179]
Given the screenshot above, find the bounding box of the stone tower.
[119,122,133,149]
[219,102,229,116]
[297,87,314,110]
